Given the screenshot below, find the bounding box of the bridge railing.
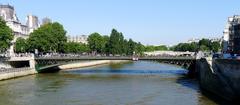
[35,54,196,60]
[11,53,34,57]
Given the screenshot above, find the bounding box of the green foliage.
[211,41,221,52]
[15,38,27,53]
[88,33,106,54]
[64,42,89,53]
[87,29,144,56]
[172,38,221,52]
[108,29,123,55]
[127,39,136,55]
[199,38,211,48]
[13,27,145,55]
[27,22,67,53]
[172,43,198,52]
[0,17,14,52]
[145,45,168,52]
[135,42,145,55]
[199,45,209,51]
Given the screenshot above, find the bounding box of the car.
[223,53,232,59]
[234,54,240,60]
[212,54,220,59]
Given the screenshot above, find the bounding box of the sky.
[0,0,240,45]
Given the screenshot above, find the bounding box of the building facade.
[0,5,32,40]
[27,15,40,33]
[187,37,221,43]
[67,35,88,44]
[223,15,240,53]
[0,4,41,55]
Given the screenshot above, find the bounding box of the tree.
[172,43,198,52]
[108,29,126,55]
[109,29,119,55]
[127,39,136,55]
[199,38,211,48]
[135,42,145,55]
[64,42,89,53]
[200,45,209,51]
[102,35,110,54]
[145,45,155,52]
[15,38,27,53]
[27,22,67,53]
[211,41,221,52]
[88,33,105,54]
[0,17,14,52]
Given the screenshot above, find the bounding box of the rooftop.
[0,4,14,10]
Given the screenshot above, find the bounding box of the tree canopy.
[64,42,89,53]
[15,37,27,53]
[87,33,106,54]
[87,29,144,56]
[27,22,67,53]
[171,38,221,52]
[0,17,14,52]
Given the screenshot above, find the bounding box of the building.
[187,38,200,43]
[0,5,31,40]
[223,15,240,53]
[27,14,40,33]
[0,4,40,55]
[67,35,88,44]
[42,17,52,25]
[187,37,221,43]
[232,24,240,53]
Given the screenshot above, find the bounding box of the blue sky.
[1,0,240,45]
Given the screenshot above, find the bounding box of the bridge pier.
[187,61,196,78]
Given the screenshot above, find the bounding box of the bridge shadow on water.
[176,76,237,105]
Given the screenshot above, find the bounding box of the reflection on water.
[0,61,223,105]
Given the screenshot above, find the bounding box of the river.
[0,61,224,105]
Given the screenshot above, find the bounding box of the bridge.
[5,54,197,77]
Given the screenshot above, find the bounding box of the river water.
[0,61,221,105]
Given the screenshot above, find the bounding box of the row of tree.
[171,38,221,52]
[87,29,144,55]
[13,21,144,55]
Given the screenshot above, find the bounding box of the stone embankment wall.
[0,61,12,68]
[196,58,240,102]
[0,68,37,80]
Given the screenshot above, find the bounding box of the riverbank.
[0,60,130,80]
[59,60,131,70]
[0,68,37,81]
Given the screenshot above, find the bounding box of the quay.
[0,67,37,81]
